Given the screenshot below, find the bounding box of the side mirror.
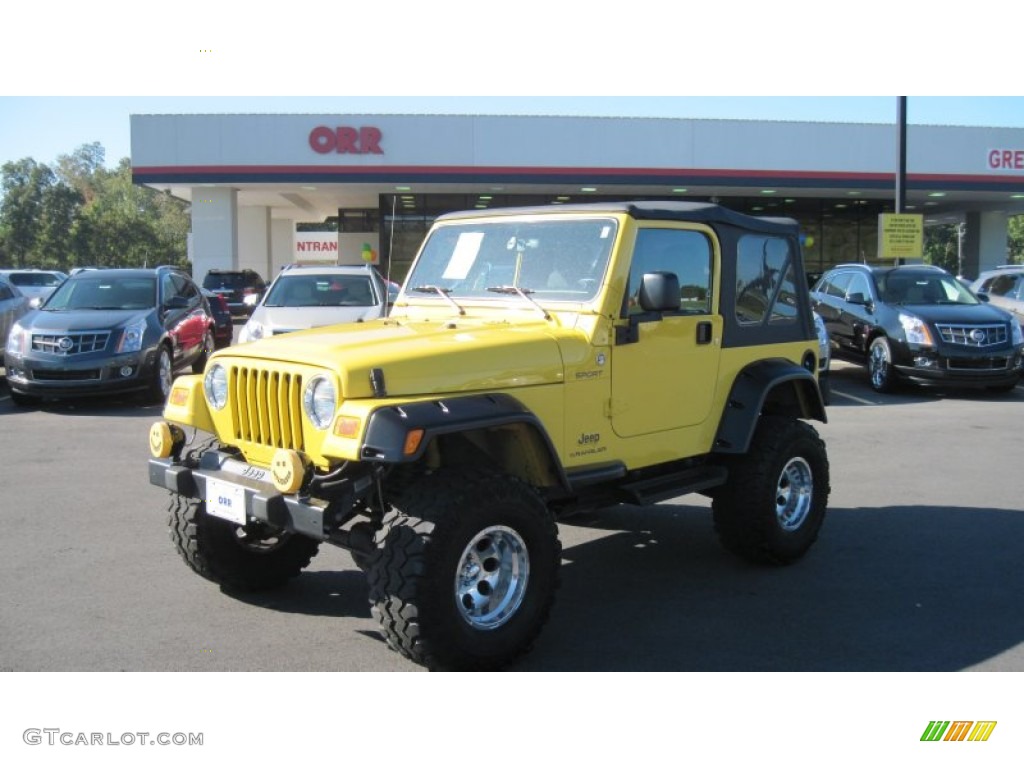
[846,292,867,305]
[638,272,681,312]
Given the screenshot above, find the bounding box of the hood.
[23,307,150,332]
[899,302,1014,326]
[257,304,382,331]
[215,315,568,399]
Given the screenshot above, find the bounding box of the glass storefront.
[337,194,902,285]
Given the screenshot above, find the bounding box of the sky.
[3,96,1024,170]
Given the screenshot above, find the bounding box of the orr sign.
[309,125,383,155]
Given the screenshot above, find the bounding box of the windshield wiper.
[411,285,465,315]
[486,285,551,320]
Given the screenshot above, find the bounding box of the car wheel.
[366,468,561,671]
[868,336,898,393]
[148,345,173,404]
[167,494,320,591]
[192,329,215,373]
[712,415,830,565]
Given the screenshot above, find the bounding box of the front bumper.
[892,343,1024,387]
[5,347,160,397]
[149,451,373,541]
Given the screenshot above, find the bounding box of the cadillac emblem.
[57,336,74,352]
[970,328,987,344]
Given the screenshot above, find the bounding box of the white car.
[0,269,66,306]
[239,265,391,343]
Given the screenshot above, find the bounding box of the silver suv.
[972,265,1024,324]
[238,264,390,343]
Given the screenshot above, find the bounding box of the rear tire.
[367,468,561,671]
[168,494,320,591]
[192,329,215,373]
[712,416,830,565]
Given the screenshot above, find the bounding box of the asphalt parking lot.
[0,359,1021,672]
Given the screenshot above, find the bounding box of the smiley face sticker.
[270,449,305,494]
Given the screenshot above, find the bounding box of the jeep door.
[610,226,721,437]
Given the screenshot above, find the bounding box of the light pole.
[955,222,966,278]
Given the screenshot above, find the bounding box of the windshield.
[877,273,979,306]
[265,274,378,307]
[44,276,156,310]
[404,217,617,302]
[10,272,62,287]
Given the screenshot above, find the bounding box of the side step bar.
[616,465,728,506]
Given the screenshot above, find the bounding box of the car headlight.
[1012,317,1023,346]
[117,318,147,353]
[5,322,27,356]
[240,320,264,343]
[204,364,228,410]
[303,376,336,430]
[899,312,934,346]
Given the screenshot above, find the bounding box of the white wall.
[238,206,271,278]
[190,187,237,280]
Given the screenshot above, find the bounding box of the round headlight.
[204,364,228,410]
[303,376,336,430]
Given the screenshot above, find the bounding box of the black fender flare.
[713,358,827,455]
[360,393,570,489]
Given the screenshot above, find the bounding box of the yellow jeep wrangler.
[148,201,829,670]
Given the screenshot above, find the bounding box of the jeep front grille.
[936,323,1007,347]
[32,331,111,355]
[230,365,305,451]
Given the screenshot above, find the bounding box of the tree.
[923,223,957,273]
[1009,215,1024,265]
[0,158,54,267]
[56,142,105,205]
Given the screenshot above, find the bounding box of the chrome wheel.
[156,348,173,398]
[775,457,814,531]
[869,338,891,391]
[454,525,529,630]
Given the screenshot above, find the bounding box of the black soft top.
[436,200,799,237]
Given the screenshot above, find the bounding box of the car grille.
[945,356,1011,371]
[936,323,1007,347]
[32,369,101,381]
[32,331,111,355]
[230,365,305,452]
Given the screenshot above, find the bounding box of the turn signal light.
[333,416,361,437]
[403,429,425,456]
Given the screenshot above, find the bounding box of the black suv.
[811,264,1024,393]
[201,269,266,317]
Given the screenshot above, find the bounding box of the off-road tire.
[712,415,830,565]
[367,468,561,671]
[167,494,320,591]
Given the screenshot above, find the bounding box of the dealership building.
[129,113,1024,283]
